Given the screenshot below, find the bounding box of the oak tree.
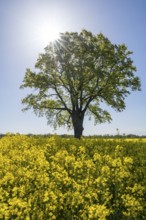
[20,30,141,138]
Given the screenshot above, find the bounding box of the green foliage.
[0,135,146,219]
[20,30,141,137]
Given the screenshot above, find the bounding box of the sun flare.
[34,20,61,47]
[37,24,60,43]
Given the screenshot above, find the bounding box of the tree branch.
[54,85,72,114]
[83,96,93,112]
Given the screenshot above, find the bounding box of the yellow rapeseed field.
[0,134,146,219]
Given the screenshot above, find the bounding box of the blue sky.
[0,0,146,135]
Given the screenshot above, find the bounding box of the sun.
[34,20,61,47]
[37,23,60,43]
[26,8,66,48]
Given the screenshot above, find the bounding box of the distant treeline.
[0,133,146,139]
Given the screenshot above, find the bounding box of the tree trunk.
[71,111,84,139]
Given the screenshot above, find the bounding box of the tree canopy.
[20,30,141,138]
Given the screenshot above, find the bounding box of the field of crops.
[0,134,146,219]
